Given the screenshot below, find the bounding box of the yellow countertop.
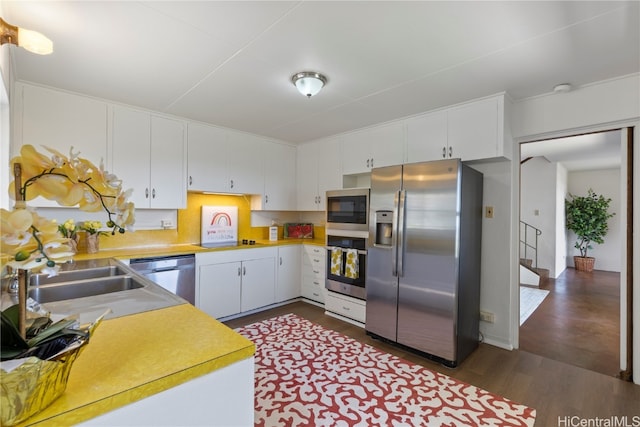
[17,304,255,426]
[72,238,326,261]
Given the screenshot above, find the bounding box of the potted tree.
[565,189,615,272]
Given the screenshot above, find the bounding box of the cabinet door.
[263,142,296,210]
[448,97,499,161]
[198,262,242,318]
[187,123,229,192]
[228,133,264,194]
[370,123,404,169]
[150,116,185,208]
[240,257,275,312]
[341,132,371,175]
[112,106,151,207]
[276,246,301,302]
[20,84,108,164]
[406,110,448,163]
[296,143,320,211]
[19,84,108,206]
[316,138,342,211]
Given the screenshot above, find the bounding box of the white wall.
[469,160,514,349]
[520,157,560,277]
[555,164,568,276]
[566,168,621,272]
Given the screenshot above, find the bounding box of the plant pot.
[574,256,595,272]
[86,234,99,254]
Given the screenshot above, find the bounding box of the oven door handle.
[324,246,366,255]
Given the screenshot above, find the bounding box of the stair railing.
[519,221,542,269]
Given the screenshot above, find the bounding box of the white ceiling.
[2,1,639,146]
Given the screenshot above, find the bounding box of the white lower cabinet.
[325,291,366,324]
[196,248,276,319]
[276,245,301,302]
[301,245,326,304]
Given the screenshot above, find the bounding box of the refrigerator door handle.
[391,190,400,277]
[397,189,406,277]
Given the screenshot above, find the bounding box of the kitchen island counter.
[16,304,255,426]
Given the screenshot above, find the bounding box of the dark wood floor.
[224,301,640,426]
[520,267,621,377]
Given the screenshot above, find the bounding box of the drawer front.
[302,245,325,269]
[325,292,366,323]
[301,274,325,303]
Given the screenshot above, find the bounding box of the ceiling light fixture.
[0,17,53,55]
[291,71,327,98]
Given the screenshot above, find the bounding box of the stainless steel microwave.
[326,188,370,232]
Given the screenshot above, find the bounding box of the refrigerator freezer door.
[366,164,402,341]
[396,159,460,361]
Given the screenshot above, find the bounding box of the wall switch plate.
[480,310,495,323]
[485,206,494,218]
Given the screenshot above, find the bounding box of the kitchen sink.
[29,265,130,286]
[28,275,144,303]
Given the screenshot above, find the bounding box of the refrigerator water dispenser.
[375,210,393,246]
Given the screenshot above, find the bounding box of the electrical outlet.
[480,310,495,323]
[485,206,494,219]
[161,220,174,229]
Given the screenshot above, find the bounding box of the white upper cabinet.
[341,123,404,175]
[112,106,186,209]
[260,142,296,211]
[187,122,229,192]
[296,138,342,211]
[15,84,108,206]
[406,110,448,163]
[406,94,510,163]
[227,132,264,195]
[447,95,508,161]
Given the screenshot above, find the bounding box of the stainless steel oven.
[325,231,367,300]
[326,188,370,232]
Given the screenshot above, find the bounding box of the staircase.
[519,221,549,287]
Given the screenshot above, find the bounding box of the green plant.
[565,189,615,258]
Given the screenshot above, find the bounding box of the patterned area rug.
[236,314,536,427]
[520,286,550,326]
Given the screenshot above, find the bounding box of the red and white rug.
[236,313,536,427]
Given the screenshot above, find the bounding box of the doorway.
[518,129,628,377]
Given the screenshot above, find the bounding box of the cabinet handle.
[279,257,283,266]
[313,292,319,297]
[366,159,370,168]
[448,146,453,157]
[370,158,374,168]
[243,266,246,276]
[313,258,320,263]
[442,146,446,158]
[189,176,193,186]
[145,188,149,199]
[265,194,269,204]
[230,179,234,189]
[237,267,241,276]
[152,188,156,199]
[313,281,319,285]
[342,306,351,311]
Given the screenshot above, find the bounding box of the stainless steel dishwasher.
[129,254,195,305]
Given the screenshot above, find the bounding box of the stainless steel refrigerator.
[366,158,483,367]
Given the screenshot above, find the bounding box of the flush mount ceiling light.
[0,17,53,55]
[291,71,327,98]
